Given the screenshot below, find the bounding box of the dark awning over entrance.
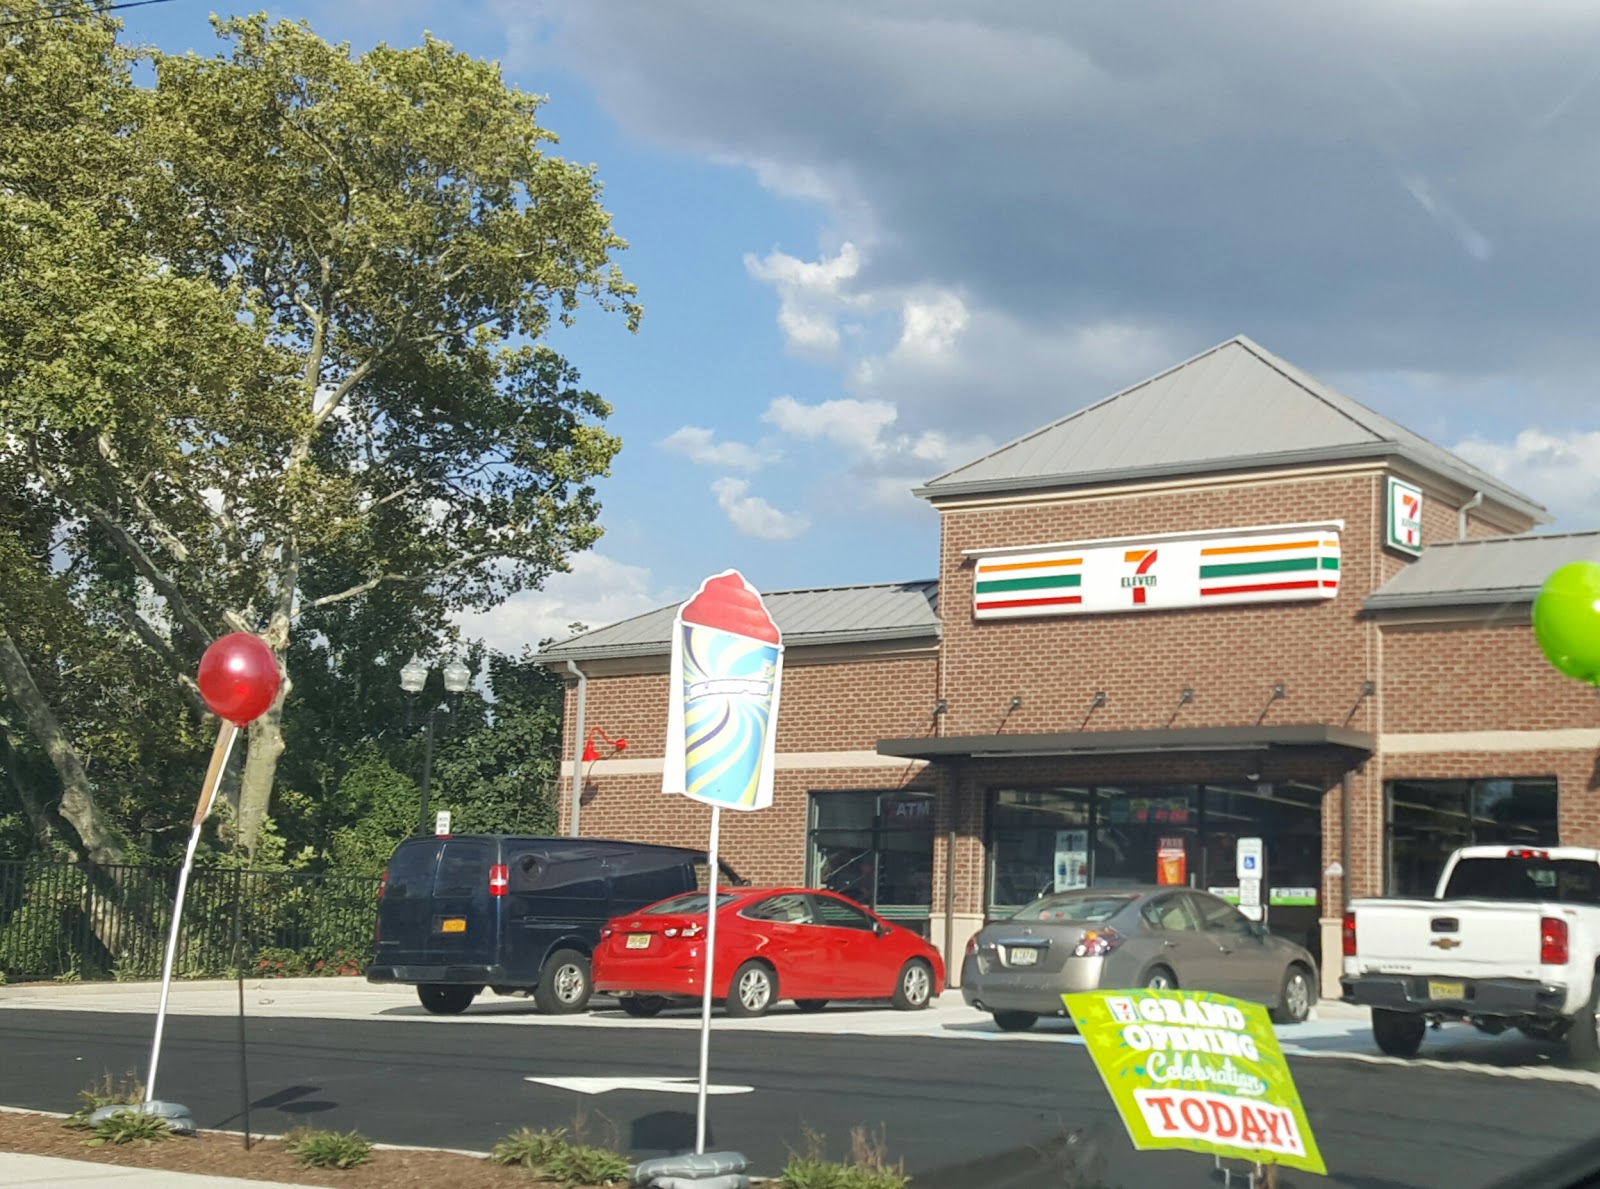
[877,724,1375,762]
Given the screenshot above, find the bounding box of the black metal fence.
[0,860,379,983]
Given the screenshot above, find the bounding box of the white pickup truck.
[1341,845,1600,1065]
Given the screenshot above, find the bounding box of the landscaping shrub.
[545,1142,632,1186]
[66,1071,145,1127]
[83,1111,170,1147]
[287,1128,374,1169]
[491,1127,569,1169]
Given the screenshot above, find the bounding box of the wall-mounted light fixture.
[1179,688,1194,705]
[1009,695,1024,711]
[1092,691,1108,708]
[1270,682,1287,701]
[933,698,948,716]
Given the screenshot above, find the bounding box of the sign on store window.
[969,523,1342,620]
[1385,476,1424,556]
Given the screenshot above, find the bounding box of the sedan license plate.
[438,918,466,934]
[1428,980,1465,1001]
[626,933,651,950]
[1008,946,1040,967]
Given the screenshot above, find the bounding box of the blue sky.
[123,1,1600,651]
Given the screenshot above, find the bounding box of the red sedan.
[592,887,945,1018]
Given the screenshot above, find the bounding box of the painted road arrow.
[525,1075,754,1096]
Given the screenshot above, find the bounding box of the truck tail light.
[1541,916,1568,965]
[1508,848,1550,860]
[488,864,509,897]
[1072,928,1123,958]
[1342,911,1357,957]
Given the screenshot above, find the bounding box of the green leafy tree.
[0,4,636,860]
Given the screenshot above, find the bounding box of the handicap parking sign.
[1243,856,1257,871]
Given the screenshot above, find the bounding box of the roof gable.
[916,336,1546,521]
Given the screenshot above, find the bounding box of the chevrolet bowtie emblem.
[1429,937,1462,950]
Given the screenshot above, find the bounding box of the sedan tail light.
[1072,928,1123,958]
[663,922,704,940]
[1541,916,1568,966]
[964,934,980,958]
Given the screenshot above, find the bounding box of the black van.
[368,834,742,1015]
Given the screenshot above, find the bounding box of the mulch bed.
[0,1109,570,1187]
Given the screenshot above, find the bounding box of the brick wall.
[1379,619,1600,733]
[935,473,1398,739]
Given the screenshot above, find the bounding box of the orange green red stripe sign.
[972,524,1341,620]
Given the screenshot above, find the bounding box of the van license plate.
[439,918,466,934]
[626,934,650,949]
[1428,980,1464,1000]
[1008,947,1039,966]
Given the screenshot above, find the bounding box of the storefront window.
[808,790,934,932]
[986,782,1329,936]
[988,788,1090,911]
[1387,778,1558,897]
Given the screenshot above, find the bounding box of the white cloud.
[742,242,862,355]
[453,552,669,653]
[710,477,810,539]
[762,395,899,460]
[1452,428,1600,529]
[892,292,970,362]
[658,425,777,472]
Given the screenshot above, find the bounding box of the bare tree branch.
[74,500,214,654]
[93,434,191,563]
[295,551,497,617]
[116,608,209,717]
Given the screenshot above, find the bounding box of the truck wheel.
[417,984,478,1015]
[1565,978,1600,1070]
[535,948,592,1014]
[1371,1008,1426,1058]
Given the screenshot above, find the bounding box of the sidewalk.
[0,1152,324,1188]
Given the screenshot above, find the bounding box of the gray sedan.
[960,886,1318,1031]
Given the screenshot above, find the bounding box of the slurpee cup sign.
[1063,989,1325,1175]
[663,570,784,811]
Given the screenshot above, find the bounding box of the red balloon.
[197,633,281,725]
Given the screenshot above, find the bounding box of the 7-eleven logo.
[1122,549,1159,605]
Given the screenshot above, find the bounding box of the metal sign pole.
[695,806,721,1155]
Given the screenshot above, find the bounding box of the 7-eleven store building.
[540,337,1600,997]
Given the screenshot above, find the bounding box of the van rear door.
[429,838,498,973]
[375,838,442,967]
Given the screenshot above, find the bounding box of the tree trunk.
[236,688,288,861]
[0,625,125,863]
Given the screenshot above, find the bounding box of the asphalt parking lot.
[4,977,1599,1085]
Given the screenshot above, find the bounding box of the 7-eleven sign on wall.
[1385,477,1424,556]
[970,523,1343,620]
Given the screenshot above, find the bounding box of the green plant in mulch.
[489,1126,630,1186]
[286,1127,374,1169]
[780,1127,909,1189]
[491,1127,569,1169]
[544,1142,632,1187]
[83,1110,170,1147]
[65,1070,146,1128]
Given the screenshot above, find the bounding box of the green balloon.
[1532,561,1600,686]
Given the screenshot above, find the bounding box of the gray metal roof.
[537,580,940,662]
[1365,531,1600,611]
[916,336,1548,523]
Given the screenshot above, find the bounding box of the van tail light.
[489,864,509,897]
[378,870,388,899]
[1541,916,1568,965]
[1072,928,1123,958]
[1342,911,1357,957]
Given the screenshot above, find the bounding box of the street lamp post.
[399,656,472,835]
